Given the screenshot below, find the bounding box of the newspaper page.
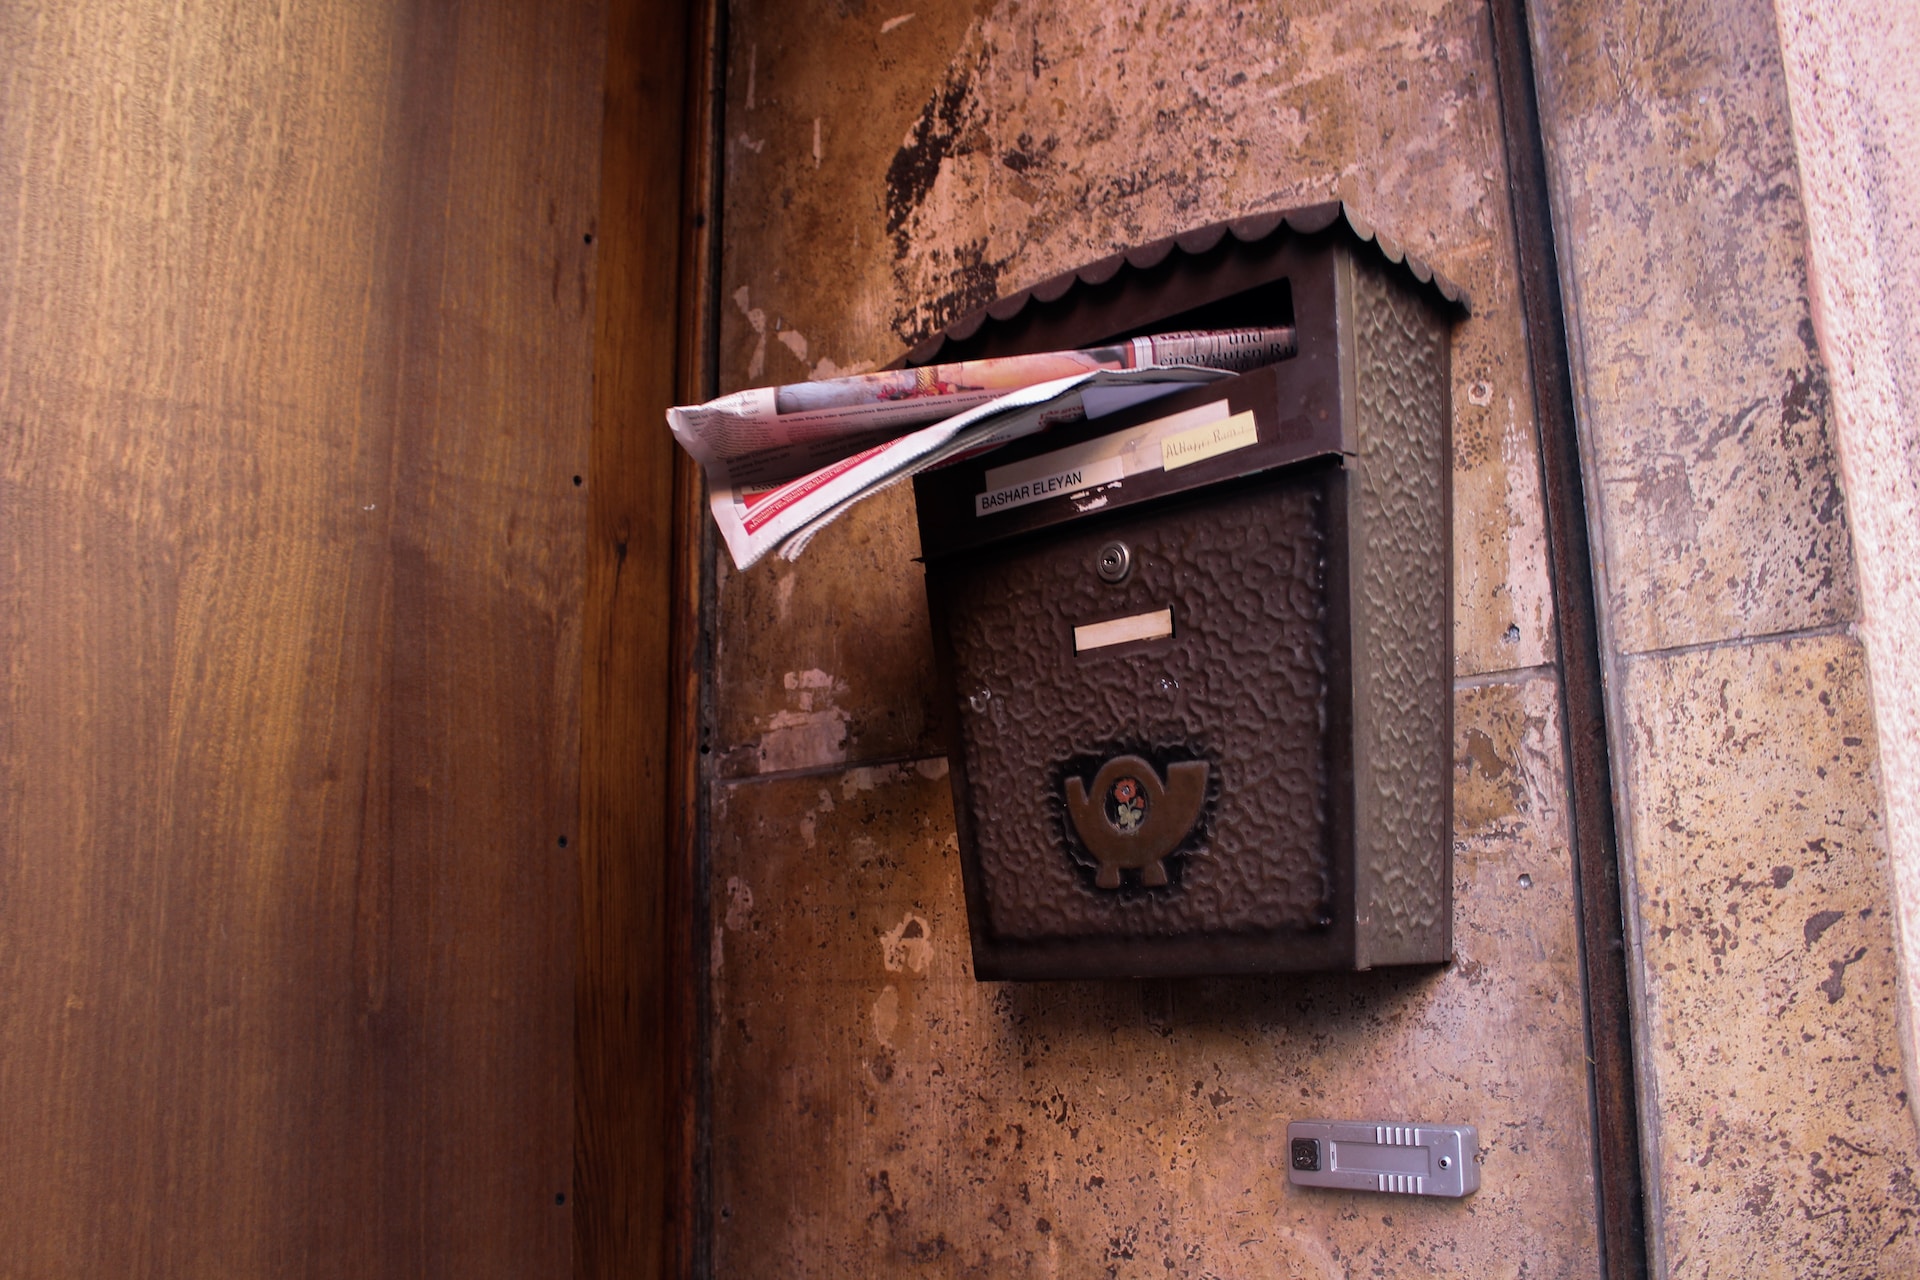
[666,327,1295,570]
[737,367,1235,569]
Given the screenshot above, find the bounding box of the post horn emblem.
[1065,754,1209,889]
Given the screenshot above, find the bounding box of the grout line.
[1620,619,1853,665]
[724,654,1578,790]
[716,750,947,789]
[1453,661,1558,690]
[1492,2,1651,1270]
[708,626,1841,795]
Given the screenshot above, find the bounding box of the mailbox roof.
[903,201,1470,367]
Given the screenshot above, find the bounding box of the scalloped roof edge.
[905,201,1471,366]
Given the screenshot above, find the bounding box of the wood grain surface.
[0,3,604,1274]
[575,0,713,1275]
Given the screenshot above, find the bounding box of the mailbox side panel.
[1344,248,1455,968]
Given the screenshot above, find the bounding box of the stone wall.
[1529,0,1919,1270]
[701,0,1919,1273]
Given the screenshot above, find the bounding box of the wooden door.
[0,3,603,1273]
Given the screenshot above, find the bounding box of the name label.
[976,457,1125,516]
[1161,410,1259,470]
[974,400,1234,517]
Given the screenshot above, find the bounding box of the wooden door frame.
[575,0,722,1277]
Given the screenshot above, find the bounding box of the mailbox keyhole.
[1096,541,1132,584]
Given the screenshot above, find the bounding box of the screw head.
[1096,541,1132,583]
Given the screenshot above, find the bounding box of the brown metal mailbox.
[910,204,1468,980]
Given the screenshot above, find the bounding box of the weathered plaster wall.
[1527,0,1920,1271]
[705,0,1919,1273]
[1771,0,1920,1138]
[707,2,1603,1275]
[712,0,1564,780]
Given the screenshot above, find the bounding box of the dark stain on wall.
[886,62,978,251]
[884,59,1007,341]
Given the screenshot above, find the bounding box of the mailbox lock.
[1095,541,1133,583]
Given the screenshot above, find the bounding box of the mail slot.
[909,204,1468,980]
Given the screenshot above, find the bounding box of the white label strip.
[1073,607,1174,653]
[975,400,1231,516]
[976,455,1124,516]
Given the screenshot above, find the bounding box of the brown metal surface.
[913,362,1345,559]
[919,231,1456,982]
[1487,1,1649,1274]
[1064,755,1211,887]
[1345,252,1455,968]
[929,469,1349,978]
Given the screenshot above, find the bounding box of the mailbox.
[909,204,1468,980]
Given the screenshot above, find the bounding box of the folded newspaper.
[666,327,1297,570]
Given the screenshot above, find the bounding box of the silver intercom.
[1285,1120,1479,1198]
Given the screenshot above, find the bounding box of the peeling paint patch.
[732,286,768,380]
[784,667,841,696]
[884,55,979,251]
[871,984,900,1047]
[752,668,851,773]
[724,875,754,931]
[808,355,877,380]
[1456,680,1558,836]
[880,912,934,974]
[757,708,849,773]
[841,759,941,797]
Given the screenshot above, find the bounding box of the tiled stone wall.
[706,2,1605,1274]
[703,0,1919,1273]
[1528,0,1920,1271]
[710,680,1596,1276]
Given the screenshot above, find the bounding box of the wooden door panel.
[0,3,603,1274]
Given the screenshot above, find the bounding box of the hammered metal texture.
[1350,256,1451,963]
[933,470,1334,942]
